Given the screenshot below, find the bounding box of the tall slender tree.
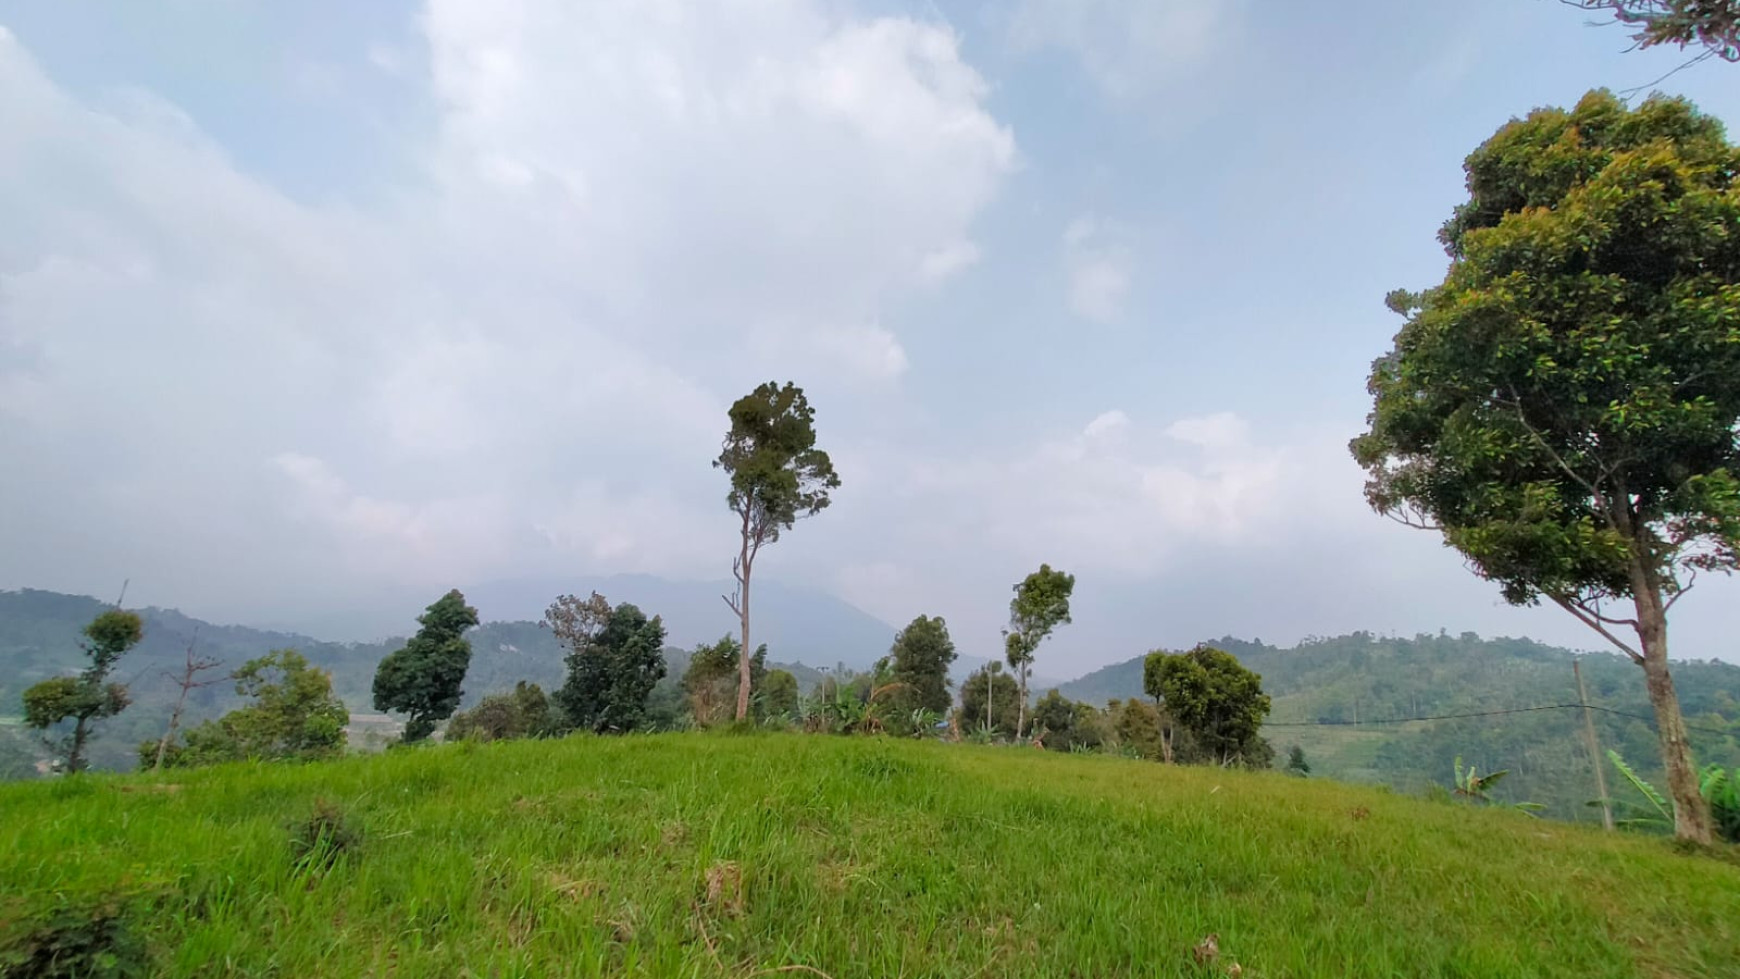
[1003,565,1075,740]
[1351,91,1740,842]
[372,589,480,742]
[715,382,840,721]
[22,609,144,773]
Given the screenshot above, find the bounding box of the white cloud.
[0,4,1017,628]
[1082,409,1130,441]
[919,240,981,282]
[1006,0,1241,98]
[1164,412,1250,451]
[1063,215,1132,322]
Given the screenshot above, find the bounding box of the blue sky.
[1,0,1736,674]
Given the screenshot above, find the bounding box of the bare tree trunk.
[1634,597,1713,844]
[984,671,992,732]
[735,548,753,724]
[1015,666,1029,741]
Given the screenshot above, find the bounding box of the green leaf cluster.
[372,590,481,742]
[20,610,143,772]
[154,650,348,768]
[714,381,840,539]
[1352,90,1740,609]
[1144,645,1272,766]
[557,602,668,734]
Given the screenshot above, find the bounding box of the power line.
[1265,702,1736,738]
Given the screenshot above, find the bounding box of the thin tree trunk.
[984,671,992,732]
[1015,667,1028,741]
[155,690,191,771]
[735,553,753,724]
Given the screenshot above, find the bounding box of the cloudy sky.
[2,0,1737,675]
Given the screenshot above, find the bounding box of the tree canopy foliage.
[153,649,348,768]
[21,609,143,772]
[1564,1,1739,61]
[446,682,560,742]
[878,615,958,720]
[716,381,840,722]
[1145,646,1273,767]
[1352,90,1740,841]
[959,665,1020,738]
[372,590,480,742]
[556,601,668,733]
[682,635,768,725]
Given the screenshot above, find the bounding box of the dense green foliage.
[372,591,481,742]
[1352,90,1740,840]
[4,735,1736,977]
[1029,689,1103,751]
[1004,565,1074,739]
[761,669,800,719]
[151,650,348,768]
[716,381,841,721]
[1145,646,1273,767]
[443,682,560,743]
[20,609,143,773]
[555,603,668,734]
[681,636,769,726]
[1064,631,1740,820]
[958,665,1020,737]
[877,615,958,721]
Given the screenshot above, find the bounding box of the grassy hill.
[1057,632,1740,822]
[2,734,1736,978]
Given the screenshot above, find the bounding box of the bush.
[0,893,150,979]
[290,798,359,874]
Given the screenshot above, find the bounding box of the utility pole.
[1575,658,1614,831]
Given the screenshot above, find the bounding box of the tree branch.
[1569,595,1638,628]
[1663,566,1697,612]
[1549,591,1645,664]
[1501,388,1621,530]
[1385,509,1442,532]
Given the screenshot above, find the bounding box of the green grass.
[3,734,1737,978]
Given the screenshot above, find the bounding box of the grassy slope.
[3,735,1737,979]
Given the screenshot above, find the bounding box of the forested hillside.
[1060,632,1740,821]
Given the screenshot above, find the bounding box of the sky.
[2,0,1737,677]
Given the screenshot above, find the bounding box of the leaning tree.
[1351,90,1740,842]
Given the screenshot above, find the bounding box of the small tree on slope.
[1351,91,1740,842]
[22,609,143,773]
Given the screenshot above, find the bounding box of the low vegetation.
[4,734,1738,978]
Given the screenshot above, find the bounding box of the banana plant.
[1597,750,1740,842]
[1453,756,1545,817]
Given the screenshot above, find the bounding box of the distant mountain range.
[462,574,900,671]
